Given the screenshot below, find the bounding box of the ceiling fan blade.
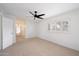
[37,16,44,19]
[29,11,34,16]
[38,14,45,16]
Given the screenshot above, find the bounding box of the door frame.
[0,15,3,50]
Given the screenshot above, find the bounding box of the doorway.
[16,18,26,42]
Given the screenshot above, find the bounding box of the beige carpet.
[0,38,79,56]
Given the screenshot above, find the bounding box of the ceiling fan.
[29,11,45,20]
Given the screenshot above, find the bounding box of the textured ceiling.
[0,3,79,19]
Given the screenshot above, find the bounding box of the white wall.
[25,17,36,38]
[37,9,79,51]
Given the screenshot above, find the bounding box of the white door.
[3,17,15,49]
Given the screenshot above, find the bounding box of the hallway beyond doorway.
[16,18,26,42]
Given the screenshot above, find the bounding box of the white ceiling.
[0,3,79,19]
